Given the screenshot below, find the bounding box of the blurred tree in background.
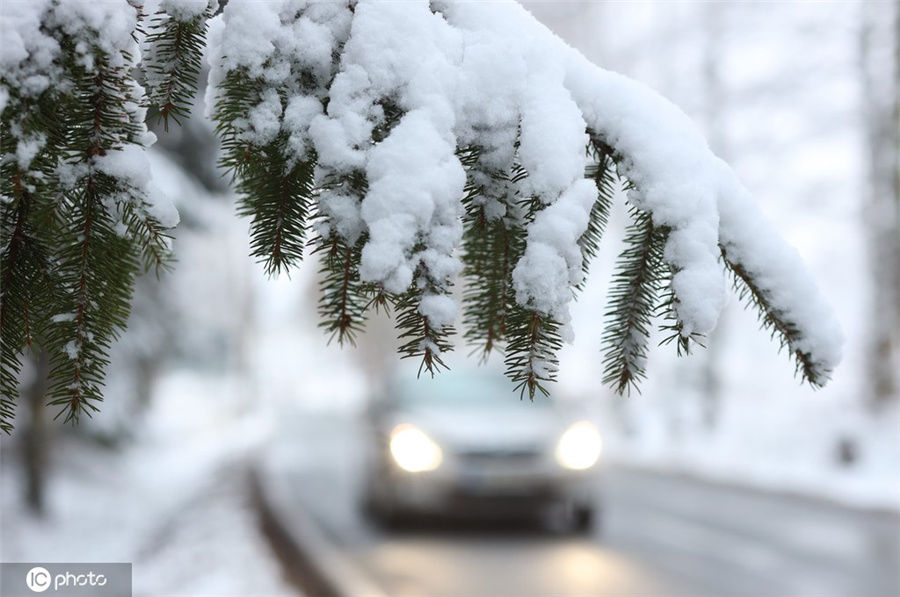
[859,1,900,413]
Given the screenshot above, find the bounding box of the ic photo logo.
[24,566,109,593]
[25,567,50,593]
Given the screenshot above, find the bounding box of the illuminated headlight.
[389,424,443,472]
[555,421,602,470]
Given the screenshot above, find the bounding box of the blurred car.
[360,368,602,533]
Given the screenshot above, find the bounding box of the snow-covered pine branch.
[1,1,180,429]
[206,0,842,392]
[142,0,216,130]
[0,0,843,431]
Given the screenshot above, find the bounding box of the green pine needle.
[395,285,454,378]
[314,234,371,347]
[460,146,526,360]
[504,307,563,400]
[601,206,669,395]
[143,6,212,131]
[722,248,828,387]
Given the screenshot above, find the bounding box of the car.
[360,367,602,533]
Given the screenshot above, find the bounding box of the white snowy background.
[1,2,897,596]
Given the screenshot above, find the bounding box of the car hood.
[387,406,566,453]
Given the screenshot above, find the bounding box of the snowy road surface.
[266,411,900,597]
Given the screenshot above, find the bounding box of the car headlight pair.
[389,420,602,473]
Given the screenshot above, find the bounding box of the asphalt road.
[274,413,899,597]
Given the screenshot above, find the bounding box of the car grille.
[456,449,543,465]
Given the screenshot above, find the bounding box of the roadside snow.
[597,398,900,512]
[0,372,298,597]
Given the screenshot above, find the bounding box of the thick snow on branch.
[339,4,466,308]
[205,0,842,381]
[1,1,176,228]
[513,178,597,339]
[1,2,138,104]
[716,174,844,376]
[449,2,844,377]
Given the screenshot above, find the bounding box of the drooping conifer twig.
[601,207,669,394]
[142,1,214,130]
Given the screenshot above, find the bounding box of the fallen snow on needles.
[1,0,842,381]
[204,0,842,381]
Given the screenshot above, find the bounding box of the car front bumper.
[373,462,598,517]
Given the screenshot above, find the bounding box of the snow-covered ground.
[0,373,297,597]
[591,392,900,512]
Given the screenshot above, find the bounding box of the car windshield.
[392,371,552,410]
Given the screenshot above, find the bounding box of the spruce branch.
[587,130,703,386]
[44,65,120,421]
[235,148,315,276]
[656,269,705,356]
[578,134,616,286]
[395,280,454,377]
[0,0,843,432]
[721,248,829,386]
[329,95,460,373]
[0,187,55,432]
[504,195,564,399]
[313,98,404,346]
[37,28,171,424]
[497,132,618,400]
[601,206,669,394]
[46,174,137,423]
[0,98,62,430]
[504,307,563,400]
[214,70,315,276]
[142,3,213,130]
[314,231,371,347]
[460,146,526,360]
[457,142,564,398]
